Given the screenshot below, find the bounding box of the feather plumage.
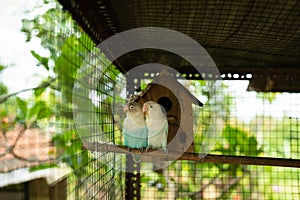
[143,101,168,154]
[123,102,147,162]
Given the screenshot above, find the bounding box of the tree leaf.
[31,50,49,70]
[0,64,6,72]
[29,163,58,172]
[247,136,261,156]
[37,104,52,120]
[256,92,277,103]
[34,87,46,97]
[28,101,52,124]
[0,83,8,95]
[16,97,28,120]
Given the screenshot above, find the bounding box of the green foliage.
[31,50,49,70]
[0,83,8,96]
[54,34,94,103]
[19,1,298,199]
[0,104,14,131]
[34,86,47,97]
[22,4,75,62]
[0,64,5,71]
[216,125,263,157]
[256,92,277,103]
[15,97,53,128]
[20,4,111,196]
[29,163,58,172]
[256,115,300,159]
[0,63,8,95]
[16,97,27,120]
[52,130,90,177]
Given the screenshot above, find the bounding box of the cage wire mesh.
[0,89,61,198]
[57,37,125,199]
[40,1,300,200]
[46,5,125,199]
[122,79,300,200]
[67,56,300,199]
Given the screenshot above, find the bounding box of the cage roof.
[58,0,300,92]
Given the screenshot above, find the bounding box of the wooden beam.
[84,142,300,168]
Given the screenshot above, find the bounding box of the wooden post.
[28,178,49,200]
[125,155,141,200]
[50,178,67,200]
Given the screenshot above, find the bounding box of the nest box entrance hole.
[157,97,172,113]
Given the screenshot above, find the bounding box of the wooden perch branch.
[83,142,300,168]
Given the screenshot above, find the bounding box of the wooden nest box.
[132,71,203,153]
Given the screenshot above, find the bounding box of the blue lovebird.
[123,102,148,162]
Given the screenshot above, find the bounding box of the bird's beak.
[124,104,129,113]
[142,105,148,113]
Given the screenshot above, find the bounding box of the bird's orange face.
[142,104,148,113]
[124,104,129,113]
[142,101,155,116]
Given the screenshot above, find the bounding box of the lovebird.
[123,102,148,162]
[143,101,168,154]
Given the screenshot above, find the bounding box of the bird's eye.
[150,105,153,108]
[130,105,134,109]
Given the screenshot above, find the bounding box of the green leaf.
[0,64,6,72]
[27,102,42,124]
[0,83,8,95]
[247,136,262,156]
[38,106,52,120]
[78,33,94,52]
[222,125,263,157]
[31,50,49,70]
[28,101,52,123]
[16,97,28,120]
[34,87,46,97]
[34,77,55,97]
[256,92,277,103]
[29,163,58,172]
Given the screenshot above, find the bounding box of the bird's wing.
[162,120,168,148]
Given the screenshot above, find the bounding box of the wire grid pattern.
[60,58,124,199]
[52,13,125,199]
[139,162,300,200]
[107,74,300,200]
[58,43,300,198]
[111,0,300,56]
[55,27,300,200]
[57,0,300,74]
[52,2,300,200]
[127,78,300,200]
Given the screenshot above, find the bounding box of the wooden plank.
[28,178,49,200]
[50,178,67,200]
[125,155,141,200]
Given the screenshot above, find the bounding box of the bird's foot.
[140,147,145,153]
[127,146,131,152]
[146,145,152,153]
[162,147,168,155]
